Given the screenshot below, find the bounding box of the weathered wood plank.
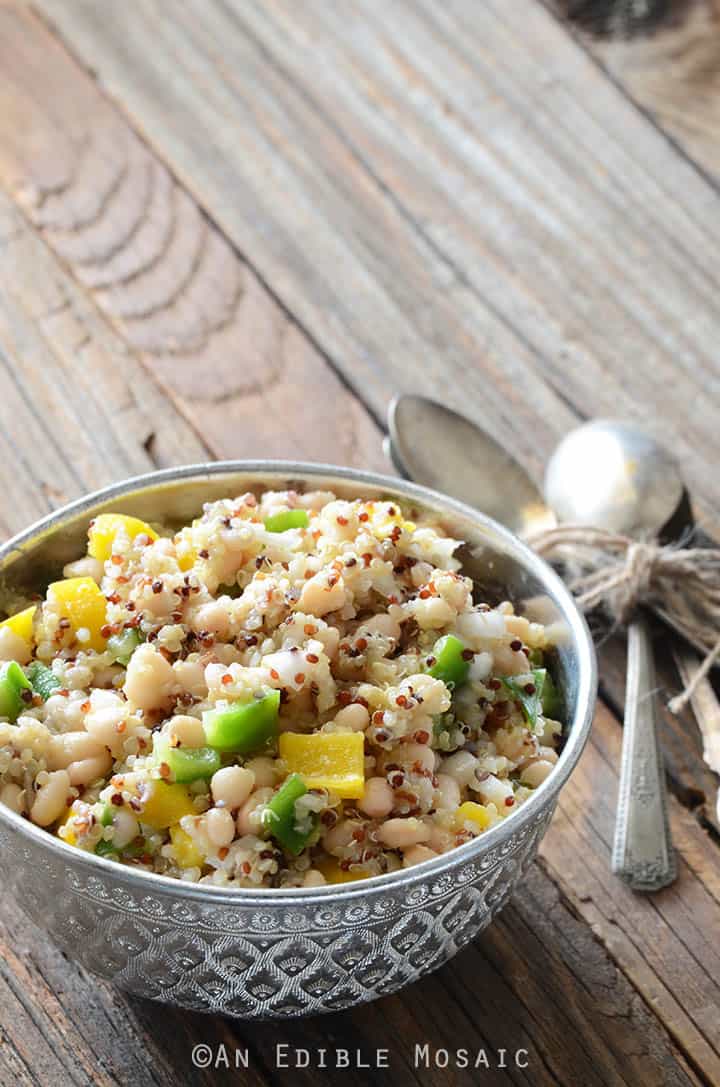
[0,4,717,1084]
[0,182,702,1087]
[550,0,720,184]
[0,196,209,541]
[0,3,385,471]
[34,0,720,534]
[541,700,720,1084]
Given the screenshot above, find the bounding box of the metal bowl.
[0,462,596,1018]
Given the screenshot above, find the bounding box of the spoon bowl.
[544,419,684,537]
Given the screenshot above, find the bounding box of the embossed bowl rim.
[0,461,596,906]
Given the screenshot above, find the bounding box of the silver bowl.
[0,462,596,1018]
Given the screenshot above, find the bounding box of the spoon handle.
[612,615,676,892]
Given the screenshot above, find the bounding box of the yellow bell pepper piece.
[315,857,369,884]
[454,801,492,834]
[279,731,365,799]
[56,807,77,847]
[139,781,196,830]
[48,577,107,652]
[177,548,197,572]
[88,513,158,562]
[169,825,204,868]
[0,604,36,647]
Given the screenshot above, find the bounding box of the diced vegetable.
[177,547,197,572]
[95,838,118,858]
[315,857,369,884]
[500,668,546,728]
[48,577,108,652]
[264,509,309,533]
[279,731,365,799]
[27,661,61,701]
[107,628,141,665]
[0,604,36,647]
[154,739,221,784]
[0,661,32,722]
[427,633,471,689]
[203,690,280,754]
[262,774,318,855]
[541,671,563,720]
[88,513,158,562]
[139,781,196,829]
[454,801,492,833]
[170,825,204,868]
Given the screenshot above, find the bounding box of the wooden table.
[0,3,718,1084]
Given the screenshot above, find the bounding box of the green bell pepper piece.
[203,690,280,754]
[541,670,563,720]
[0,661,32,722]
[27,661,61,701]
[264,509,309,533]
[95,837,118,858]
[500,668,547,728]
[154,739,221,783]
[107,629,141,665]
[427,634,472,689]
[262,773,317,855]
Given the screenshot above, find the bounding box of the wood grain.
[0,3,718,1084]
[551,0,720,183]
[0,3,384,470]
[0,189,702,1087]
[542,700,720,1084]
[35,0,720,533]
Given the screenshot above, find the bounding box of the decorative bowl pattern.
[0,463,596,1018]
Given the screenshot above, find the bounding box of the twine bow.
[528,525,720,715]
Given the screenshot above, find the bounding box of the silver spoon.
[546,421,679,891]
[388,397,680,891]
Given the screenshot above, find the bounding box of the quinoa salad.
[0,490,563,888]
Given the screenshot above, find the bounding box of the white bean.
[0,783,26,814]
[47,731,107,771]
[399,742,435,774]
[434,773,461,811]
[110,808,140,849]
[205,807,236,847]
[211,766,255,809]
[173,658,208,698]
[357,614,401,640]
[474,773,514,808]
[123,643,175,711]
[85,706,131,757]
[165,714,206,748]
[358,777,394,818]
[191,601,230,638]
[302,869,327,887]
[244,757,276,789]
[297,574,346,617]
[520,760,555,788]
[31,769,70,827]
[67,751,112,787]
[332,703,369,732]
[62,556,104,584]
[236,786,273,836]
[402,844,437,868]
[376,817,430,849]
[0,628,31,665]
[322,818,361,854]
[441,750,479,787]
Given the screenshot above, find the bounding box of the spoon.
[388,397,680,891]
[546,421,679,891]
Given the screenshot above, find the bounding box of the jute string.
[528,525,720,715]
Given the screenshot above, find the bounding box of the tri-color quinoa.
[0,490,563,887]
